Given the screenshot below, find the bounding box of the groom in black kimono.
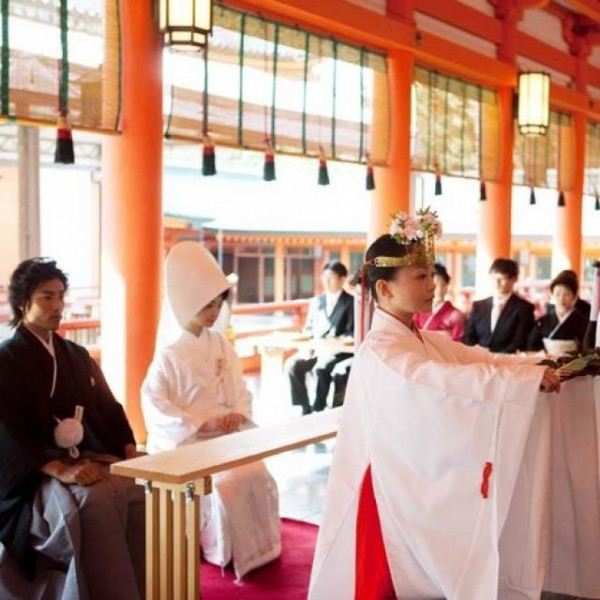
[0,258,144,599]
[285,261,354,414]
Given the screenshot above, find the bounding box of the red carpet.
[200,518,318,599]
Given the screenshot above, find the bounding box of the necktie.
[490,300,505,332]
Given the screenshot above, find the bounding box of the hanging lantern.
[517,72,550,136]
[159,0,213,51]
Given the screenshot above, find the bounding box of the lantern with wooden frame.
[517,72,550,136]
[159,0,213,51]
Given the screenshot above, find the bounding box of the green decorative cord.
[203,42,209,135]
[1,0,8,115]
[271,23,279,145]
[114,0,122,131]
[459,81,466,177]
[426,69,432,170]
[331,40,337,159]
[59,0,69,111]
[164,84,174,138]
[301,32,309,154]
[359,48,365,161]
[237,13,246,146]
[443,75,449,174]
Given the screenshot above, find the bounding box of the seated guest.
[527,272,588,352]
[0,258,144,599]
[142,242,280,580]
[546,269,591,321]
[413,262,465,341]
[285,261,354,415]
[463,258,534,353]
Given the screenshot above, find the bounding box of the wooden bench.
[111,408,342,600]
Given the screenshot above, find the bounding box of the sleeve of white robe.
[221,336,253,421]
[141,351,204,451]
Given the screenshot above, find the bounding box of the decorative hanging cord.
[55,0,74,164]
[331,39,337,160]
[301,32,310,155]
[432,72,442,195]
[459,80,466,179]
[529,135,537,205]
[360,48,374,191]
[557,115,565,207]
[202,44,216,176]
[478,85,486,201]
[595,125,600,210]
[316,38,330,185]
[236,13,246,147]
[263,21,278,181]
[1,0,9,115]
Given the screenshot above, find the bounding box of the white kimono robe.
[309,308,549,600]
[141,329,281,579]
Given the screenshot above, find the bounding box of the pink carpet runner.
[200,518,318,599]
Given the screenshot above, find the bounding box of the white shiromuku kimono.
[142,328,281,579]
[309,308,551,600]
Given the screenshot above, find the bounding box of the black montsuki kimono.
[526,309,588,352]
[0,325,136,577]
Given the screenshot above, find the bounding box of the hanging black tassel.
[557,190,566,207]
[529,187,536,205]
[54,110,74,164]
[365,153,375,191]
[434,173,442,196]
[202,135,216,176]
[318,146,330,186]
[595,191,600,211]
[263,139,276,181]
[479,181,487,201]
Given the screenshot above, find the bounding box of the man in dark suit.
[463,258,534,353]
[286,261,354,414]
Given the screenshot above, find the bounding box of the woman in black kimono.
[527,271,588,352]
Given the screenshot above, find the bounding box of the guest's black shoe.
[302,406,312,415]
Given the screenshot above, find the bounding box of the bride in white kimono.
[141,242,281,580]
[309,209,562,600]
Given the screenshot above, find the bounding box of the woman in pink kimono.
[142,242,281,580]
[310,209,562,600]
[413,262,465,341]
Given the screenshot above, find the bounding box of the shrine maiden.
[309,209,561,600]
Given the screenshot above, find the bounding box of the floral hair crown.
[372,207,442,268]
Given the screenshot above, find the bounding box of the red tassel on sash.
[480,461,493,499]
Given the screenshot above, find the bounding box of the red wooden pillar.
[100,1,163,442]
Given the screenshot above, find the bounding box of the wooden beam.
[516,31,577,75]
[414,0,503,44]
[561,0,600,25]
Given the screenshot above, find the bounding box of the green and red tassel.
[263,138,276,182]
[365,153,375,191]
[318,146,330,186]
[54,110,74,164]
[557,190,566,207]
[202,134,216,176]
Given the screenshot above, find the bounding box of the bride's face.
[191,295,224,329]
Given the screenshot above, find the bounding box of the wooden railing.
[111,408,341,600]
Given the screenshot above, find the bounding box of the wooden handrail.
[111,409,341,599]
[232,299,310,315]
[112,408,341,484]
